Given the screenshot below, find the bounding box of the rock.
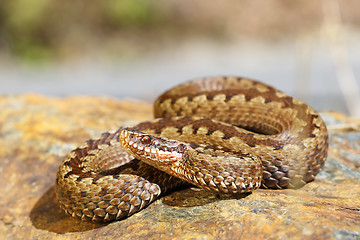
[0,94,359,239]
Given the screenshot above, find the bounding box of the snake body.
[55,76,328,222]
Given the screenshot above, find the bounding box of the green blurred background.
[0,0,359,116]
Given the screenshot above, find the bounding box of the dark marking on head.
[189,143,200,149]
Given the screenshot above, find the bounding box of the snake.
[55,76,328,222]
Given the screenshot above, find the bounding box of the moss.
[103,0,160,27]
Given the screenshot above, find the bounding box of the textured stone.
[0,94,359,239]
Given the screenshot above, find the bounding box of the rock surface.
[0,94,359,240]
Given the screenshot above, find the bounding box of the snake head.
[119,128,188,173]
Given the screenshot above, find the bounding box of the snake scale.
[55,76,328,222]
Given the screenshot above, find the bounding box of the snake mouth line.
[120,129,184,164]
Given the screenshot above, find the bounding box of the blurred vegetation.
[0,0,358,62]
[0,0,166,61]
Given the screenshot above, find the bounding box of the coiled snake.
[55,76,328,222]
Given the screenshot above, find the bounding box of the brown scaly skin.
[55,76,328,222]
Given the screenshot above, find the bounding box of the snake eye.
[140,136,151,145]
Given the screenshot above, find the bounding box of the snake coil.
[56,76,328,222]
